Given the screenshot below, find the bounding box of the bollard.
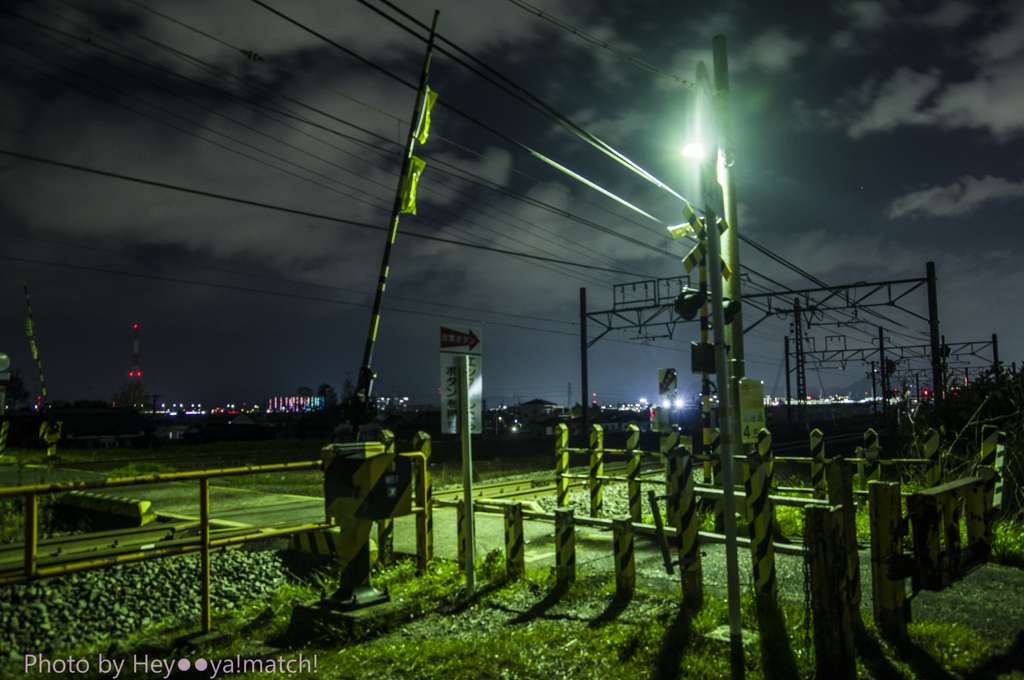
[555,508,576,586]
[414,431,433,569]
[964,479,991,561]
[627,424,642,523]
[826,459,860,609]
[980,425,1005,511]
[806,505,857,680]
[810,428,826,500]
[922,427,942,488]
[868,481,907,642]
[456,499,468,570]
[376,518,394,567]
[589,424,604,519]
[864,429,880,484]
[504,502,525,580]
[665,447,684,533]
[711,427,724,532]
[376,430,396,567]
[747,431,777,599]
[0,421,8,455]
[612,518,635,594]
[555,423,569,507]
[676,445,703,611]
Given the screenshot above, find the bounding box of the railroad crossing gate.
[321,442,413,610]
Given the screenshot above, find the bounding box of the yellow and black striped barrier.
[60,491,155,527]
[0,420,8,455]
[589,424,604,519]
[626,424,642,523]
[612,517,635,594]
[810,428,826,500]
[747,430,777,599]
[555,423,570,507]
[555,508,575,586]
[289,526,346,558]
[504,502,525,580]
[414,431,433,567]
[921,428,942,488]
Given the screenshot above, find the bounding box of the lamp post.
[684,55,746,680]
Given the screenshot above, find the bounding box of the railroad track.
[432,460,665,505]
[54,448,324,472]
[0,519,312,580]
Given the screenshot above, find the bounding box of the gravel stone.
[0,547,285,659]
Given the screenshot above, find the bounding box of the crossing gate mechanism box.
[323,444,413,521]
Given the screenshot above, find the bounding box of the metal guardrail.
[0,461,328,633]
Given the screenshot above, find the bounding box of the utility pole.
[879,326,889,424]
[784,336,791,423]
[793,299,806,420]
[870,362,877,415]
[926,262,942,403]
[580,287,589,439]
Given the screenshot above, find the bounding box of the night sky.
[1,0,1021,410]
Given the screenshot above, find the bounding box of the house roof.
[521,399,558,406]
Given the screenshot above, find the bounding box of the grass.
[3,539,1023,680]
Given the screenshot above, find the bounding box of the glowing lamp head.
[682,143,705,159]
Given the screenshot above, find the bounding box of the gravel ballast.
[0,549,284,662]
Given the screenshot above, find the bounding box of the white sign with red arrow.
[440,326,482,434]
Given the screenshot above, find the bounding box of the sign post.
[441,326,482,593]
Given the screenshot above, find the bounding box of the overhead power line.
[0,148,646,277]
[502,0,696,88]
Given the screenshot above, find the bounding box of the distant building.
[519,399,561,424]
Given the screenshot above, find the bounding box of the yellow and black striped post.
[626,424,642,523]
[504,502,525,580]
[711,427,724,532]
[555,423,569,507]
[864,428,880,483]
[964,478,991,560]
[414,431,433,568]
[376,430,396,566]
[555,508,575,586]
[0,420,8,455]
[589,424,604,519]
[675,444,703,611]
[810,428,826,500]
[660,428,679,455]
[457,499,468,570]
[980,425,1005,510]
[922,427,942,488]
[868,481,907,642]
[665,444,685,532]
[612,517,635,594]
[826,458,861,609]
[747,430,777,599]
